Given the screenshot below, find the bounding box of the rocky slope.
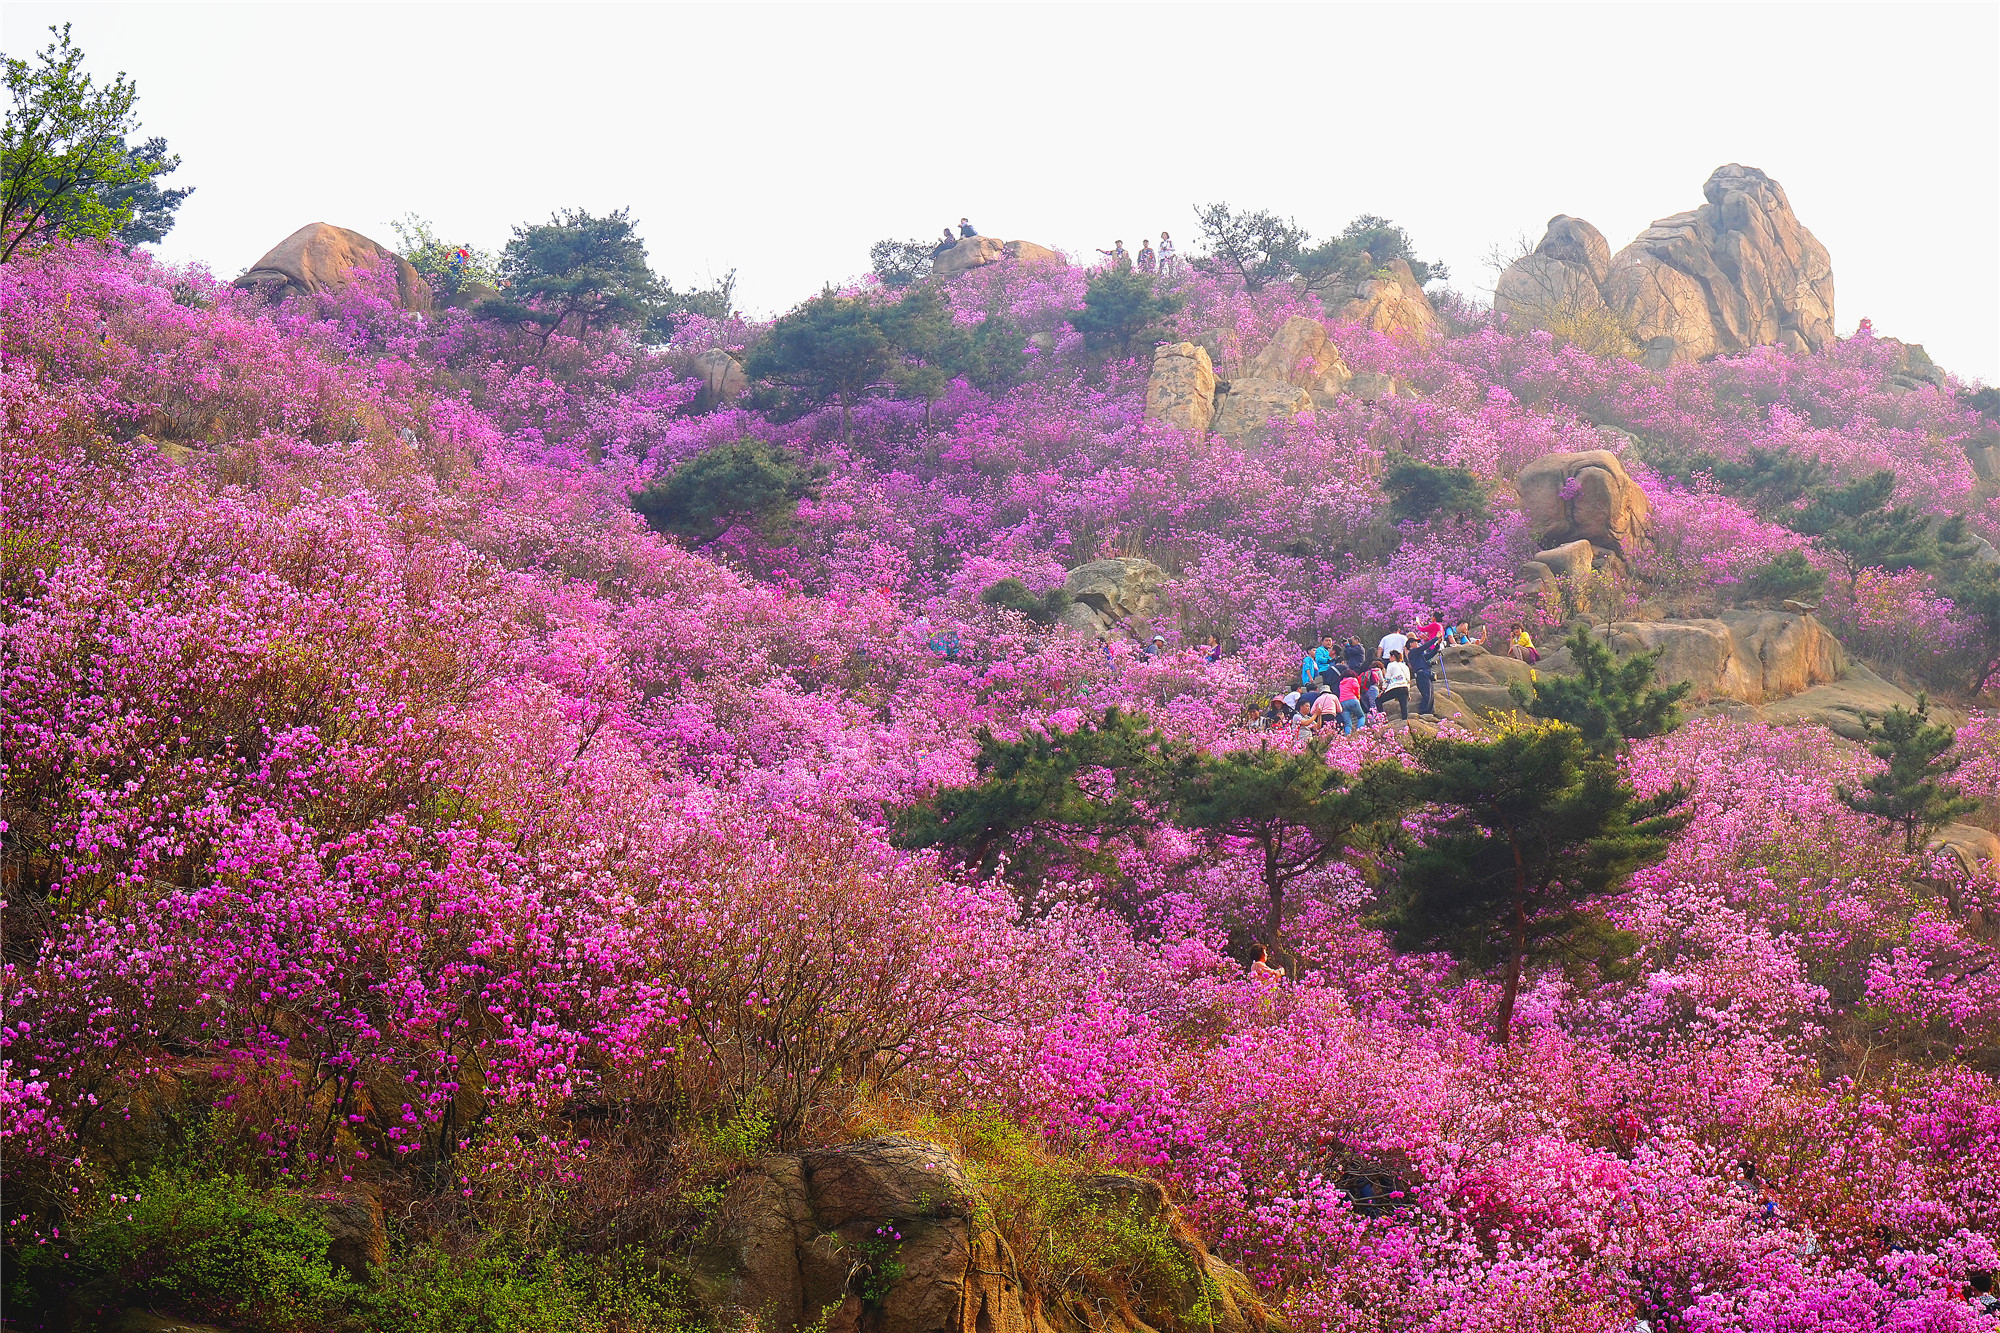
[1494,164,1835,368]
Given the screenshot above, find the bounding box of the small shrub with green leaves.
[5,1169,359,1333]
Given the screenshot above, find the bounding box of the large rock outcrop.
[1060,558,1169,635]
[1210,379,1313,442]
[1330,259,1438,340]
[684,1137,1281,1333]
[692,348,748,412]
[234,222,433,312]
[933,236,1062,279]
[1515,449,1653,556]
[1440,611,1933,738]
[1145,343,1217,433]
[1496,165,1835,368]
[1243,316,1353,406]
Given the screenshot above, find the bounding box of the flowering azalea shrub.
[3,241,1997,1330]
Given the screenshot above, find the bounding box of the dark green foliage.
[633,439,828,548]
[1709,445,1832,514]
[1837,694,1979,853]
[1073,268,1183,359]
[1192,203,1308,294]
[5,1168,359,1332]
[1293,214,1448,294]
[1194,204,1446,296]
[1746,549,1827,603]
[3,25,183,262]
[1370,721,1690,1044]
[1792,470,1975,592]
[1174,744,1415,954]
[870,236,939,289]
[742,291,893,442]
[1944,562,2000,694]
[891,709,1189,885]
[1510,627,1690,756]
[478,207,661,343]
[1382,460,1488,524]
[979,577,1074,626]
[97,134,190,243]
[1962,385,2000,421]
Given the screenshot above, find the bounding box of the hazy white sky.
[7,2,1998,380]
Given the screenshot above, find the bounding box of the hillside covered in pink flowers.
[5,219,2000,1333]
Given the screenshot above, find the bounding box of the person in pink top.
[1335,671,1366,734]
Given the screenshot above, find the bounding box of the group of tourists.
[1260,614,1483,735]
[1097,231,1176,275]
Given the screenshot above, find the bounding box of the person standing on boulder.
[1408,634,1441,717]
[959,218,978,238]
[1379,651,1412,720]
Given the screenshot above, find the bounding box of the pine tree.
[742,292,892,444]
[1172,744,1414,959]
[890,709,1187,885]
[1837,694,1978,853]
[1510,627,1690,756]
[1371,720,1690,1045]
[632,439,828,549]
[477,207,661,345]
[1072,269,1183,359]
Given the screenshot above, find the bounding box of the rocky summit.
[1496,163,1837,367]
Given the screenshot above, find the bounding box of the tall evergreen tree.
[1837,694,1979,853]
[742,292,892,444]
[1793,471,1975,594]
[1173,744,1414,958]
[1510,627,1690,756]
[891,709,1188,886]
[632,439,828,549]
[478,207,660,345]
[1382,460,1488,524]
[1073,268,1183,359]
[1371,721,1690,1045]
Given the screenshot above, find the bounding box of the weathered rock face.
[1003,239,1062,265]
[1604,611,1845,705]
[692,348,748,412]
[1145,343,1217,433]
[1331,259,1438,340]
[934,236,1061,279]
[1493,216,1615,326]
[1967,424,2000,493]
[1443,611,1852,717]
[1062,558,1169,634]
[1933,823,2000,877]
[1211,378,1313,441]
[1244,316,1352,400]
[1194,327,1243,375]
[1496,165,1834,368]
[1515,450,1653,555]
[234,223,432,312]
[1534,539,1597,581]
[686,1137,1281,1333]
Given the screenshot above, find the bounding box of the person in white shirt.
[1378,651,1413,719]
[1377,629,1409,660]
